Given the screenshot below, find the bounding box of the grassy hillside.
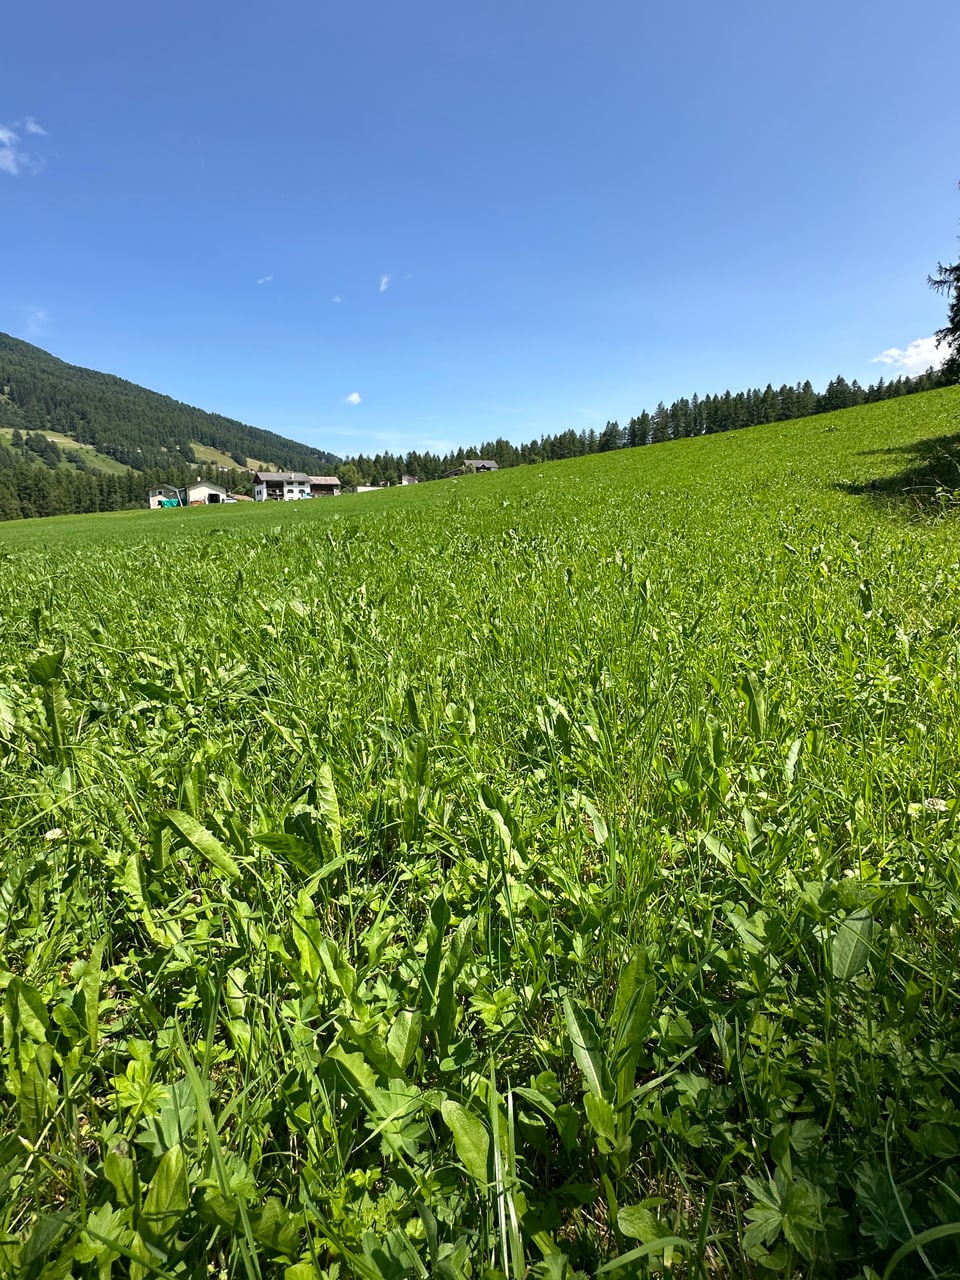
[1,387,959,1278]
[0,426,133,475]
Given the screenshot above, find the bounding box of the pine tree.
[651,403,670,444]
[598,420,622,451]
[929,191,960,382]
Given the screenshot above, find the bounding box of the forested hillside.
[0,333,339,473]
[0,437,234,521]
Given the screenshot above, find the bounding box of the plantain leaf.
[82,935,105,1051]
[28,649,65,687]
[141,1143,189,1244]
[314,763,342,858]
[6,977,51,1041]
[563,995,612,1101]
[18,1045,56,1141]
[618,1203,665,1242]
[105,1147,136,1207]
[831,908,874,980]
[252,831,320,875]
[610,947,656,1105]
[441,1100,489,1185]
[162,810,241,880]
[387,1009,422,1071]
[584,1092,617,1144]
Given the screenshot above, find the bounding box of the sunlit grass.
[1,387,959,1277]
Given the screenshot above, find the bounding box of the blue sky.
[3,1,959,459]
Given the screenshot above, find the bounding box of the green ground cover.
[189,445,249,472]
[0,428,132,477]
[2,388,960,1278]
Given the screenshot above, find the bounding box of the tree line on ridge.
[337,367,949,487]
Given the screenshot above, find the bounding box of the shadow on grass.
[840,429,960,516]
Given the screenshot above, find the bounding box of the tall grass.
[1,388,960,1277]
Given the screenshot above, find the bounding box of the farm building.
[253,471,342,500]
[147,481,228,508]
[185,480,228,505]
[147,484,183,509]
[444,459,500,478]
[309,475,342,497]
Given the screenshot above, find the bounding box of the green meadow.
[2,387,960,1279]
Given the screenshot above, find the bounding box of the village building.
[147,483,182,509]
[253,471,341,500]
[443,459,500,479]
[184,480,228,505]
[147,480,228,508]
[308,475,342,497]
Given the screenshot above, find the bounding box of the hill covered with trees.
[0,333,339,474]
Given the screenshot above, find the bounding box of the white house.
[184,480,227,505]
[147,484,183,509]
[253,471,341,500]
[147,480,228,509]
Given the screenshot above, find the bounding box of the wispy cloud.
[331,295,342,303]
[0,118,48,175]
[26,307,48,337]
[479,401,545,417]
[871,335,949,374]
[256,274,274,285]
[345,392,362,406]
[379,274,391,293]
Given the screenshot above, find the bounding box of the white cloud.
[0,130,21,175]
[256,274,274,285]
[346,392,362,406]
[379,274,391,293]
[26,307,48,337]
[871,335,950,374]
[0,118,47,175]
[331,295,342,303]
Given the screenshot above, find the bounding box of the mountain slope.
[0,333,339,473]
